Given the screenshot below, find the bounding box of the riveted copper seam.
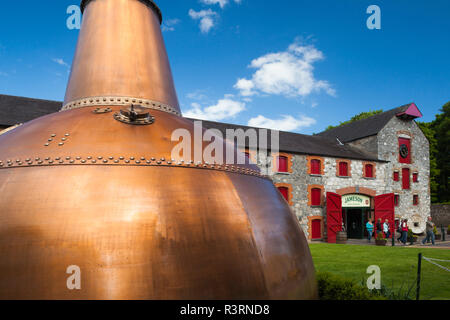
[62,96,181,116]
[0,157,266,179]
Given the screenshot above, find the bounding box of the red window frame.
[277,156,288,173]
[413,195,419,206]
[311,219,322,239]
[393,171,400,182]
[365,164,374,178]
[413,173,418,183]
[402,168,410,190]
[311,159,321,175]
[399,138,411,164]
[278,187,289,202]
[339,162,349,177]
[311,188,322,206]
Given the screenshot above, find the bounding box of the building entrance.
[345,209,367,239]
[341,194,372,240]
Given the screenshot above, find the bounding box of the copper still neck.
[63,0,181,115]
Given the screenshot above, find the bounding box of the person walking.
[366,220,374,242]
[383,219,390,239]
[376,218,382,237]
[400,219,409,245]
[421,216,435,246]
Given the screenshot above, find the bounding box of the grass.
[309,243,450,300]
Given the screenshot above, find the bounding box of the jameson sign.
[342,194,371,208]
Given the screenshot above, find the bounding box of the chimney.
[63,0,180,115]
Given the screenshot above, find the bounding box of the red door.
[326,192,342,243]
[374,194,395,238]
[311,219,322,239]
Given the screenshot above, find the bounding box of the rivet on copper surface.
[130,157,135,160]
[135,160,141,164]
[48,160,54,164]
[109,156,114,160]
[146,160,151,164]
[125,160,130,163]
[76,157,81,160]
[61,138,67,141]
[48,139,53,142]
[70,160,75,164]
[81,160,86,163]
[151,157,155,161]
[98,156,103,160]
[167,161,172,165]
[161,158,165,161]
[44,143,50,147]
[59,160,64,164]
[87,156,92,160]
[59,143,64,146]
[141,157,145,161]
[38,161,43,164]
[26,158,31,162]
[103,159,108,163]
[119,156,124,160]
[114,160,119,163]
[91,160,96,163]
[35,157,40,161]
[66,157,71,160]
[51,134,56,137]
[157,161,161,165]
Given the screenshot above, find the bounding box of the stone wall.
[377,117,430,233]
[253,151,388,240]
[431,204,450,227]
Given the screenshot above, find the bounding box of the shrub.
[316,272,386,300]
[433,226,438,235]
[376,232,386,241]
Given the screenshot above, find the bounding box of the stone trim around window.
[272,152,293,174]
[307,216,324,240]
[306,155,325,176]
[336,159,352,177]
[274,183,294,206]
[308,184,324,207]
[362,161,377,179]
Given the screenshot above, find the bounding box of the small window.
[413,195,419,206]
[413,173,418,183]
[365,164,374,178]
[311,159,321,175]
[277,156,288,173]
[278,187,289,202]
[393,171,400,182]
[311,188,322,206]
[339,162,349,177]
[394,194,399,207]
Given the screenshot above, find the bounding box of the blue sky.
[0,0,449,133]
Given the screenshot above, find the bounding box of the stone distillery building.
[0,94,430,242]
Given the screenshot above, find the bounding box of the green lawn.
[309,243,450,300]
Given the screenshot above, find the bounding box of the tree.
[432,102,450,203]
[325,110,384,131]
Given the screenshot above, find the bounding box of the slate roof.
[0,94,62,126]
[0,93,383,162]
[316,103,414,143]
[188,119,383,162]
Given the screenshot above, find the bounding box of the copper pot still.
[0,0,317,299]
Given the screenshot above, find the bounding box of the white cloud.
[234,42,335,98]
[184,97,246,121]
[200,0,241,8]
[189,9,217,33]
[248,115,316,131]
[162,18,180,32]
[52,58,69,68]
[200,0,228,8]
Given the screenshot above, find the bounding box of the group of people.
[365,218,392,242]
[365,216,436,246]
